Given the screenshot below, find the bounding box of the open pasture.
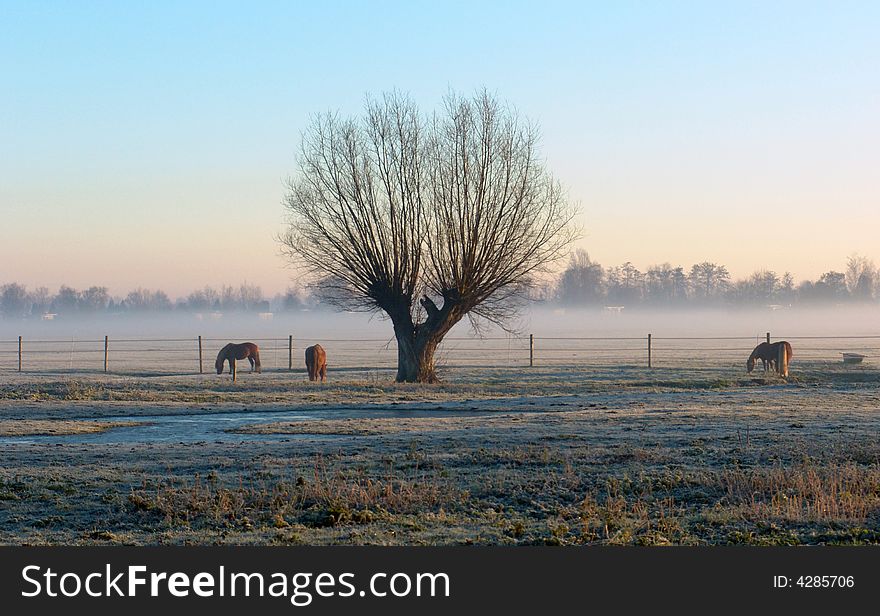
[1,353,879,546]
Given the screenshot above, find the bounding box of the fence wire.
[0,334,877,374]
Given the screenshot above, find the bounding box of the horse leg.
[320,363,326,382]
[249,356,255,372]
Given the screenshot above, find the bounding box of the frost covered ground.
[1,360,879,545]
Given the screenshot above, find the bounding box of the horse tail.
[776,341,791,377]
[784,341,792,376]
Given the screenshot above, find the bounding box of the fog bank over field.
[1,305,878,341]
[522,306,880,338]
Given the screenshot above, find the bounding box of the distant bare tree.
[28,286,51,316]
[670,266,689,302]
[124,288,171,312]
[282,91,577,382]
[0,283,29,318]
[799,271,848,303]
[778,272,795,303]
[280,285,309,311]
[557,250,605,305]
[203,286,220,310]
[645,263,676,304]
[239,283,264,311]
[688,262,730,302]
[845,254,876,301]
[728,270,779,304]
[185,287,214,311]
[80,286,110,312]
[219,285,239,310]
[814,271,849,302]
[52,285,81,313]
[606,262,644,305]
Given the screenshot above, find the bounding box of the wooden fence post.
[198,336,203,374]
[766,332,771,344]
[288,335,293,371]
[18,336,22,372]
[529,334,534,367]
[648,333,652,368]
[103,336,109,372]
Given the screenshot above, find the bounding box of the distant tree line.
[554,251,878,308]
[1,254,877,319]
[0,282,313,319]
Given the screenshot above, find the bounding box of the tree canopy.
[281,91,578,381]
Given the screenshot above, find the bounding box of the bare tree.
[52,285,81,314]
[28,286,51,316]
[282,91,577,382]
[124,288,172,312]
[645,263,677,304]
[688,262,730,302]
[606,262,644,305]
[845,254,876,300]
[80,286,110,312]
[815,271,849,302]
[728,270,779,304]
[557,250,605,305]
[239,282,264,311]
[280,285,309,311]
[0,283,29,318]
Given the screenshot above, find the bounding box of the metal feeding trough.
[842,353,866,364]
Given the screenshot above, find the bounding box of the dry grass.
[0,419,147,436]
[719,464,880,523]
[127,458,466,530]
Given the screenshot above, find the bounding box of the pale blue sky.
[1,1,877,296]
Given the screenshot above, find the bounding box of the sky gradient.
[1,1,878,297]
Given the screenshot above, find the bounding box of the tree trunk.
[394,328,440,383]
[389,295,461,383]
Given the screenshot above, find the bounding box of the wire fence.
[1,332,879,375]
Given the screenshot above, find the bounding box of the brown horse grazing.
[216,342,261,376]
[305,344,327,382]
[747,341,793,376]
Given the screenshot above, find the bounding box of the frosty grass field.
[1,331,879,546]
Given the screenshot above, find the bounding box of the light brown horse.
[305,344,327,382]
[216,342,261,377]
[747,341,792,376]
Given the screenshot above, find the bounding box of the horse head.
[216,344,232,374]
[746,357,756,373]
